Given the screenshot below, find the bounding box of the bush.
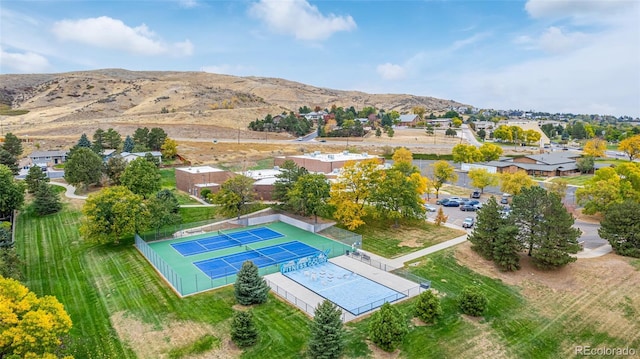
[368,302,408,352]
[414,290,442,324]
[308,300,344,359]
[458,286,487,317]
[230,311,258,348]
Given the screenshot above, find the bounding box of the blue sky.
[1,0,639,117]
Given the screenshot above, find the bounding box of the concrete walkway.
[49,182,88,200]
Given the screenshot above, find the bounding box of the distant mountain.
[0,69,469,140]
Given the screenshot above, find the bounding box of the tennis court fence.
[135,234,351,296]
[318,226,362,248]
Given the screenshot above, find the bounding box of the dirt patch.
[573,208,603,224]
[454,242,640,347]
[366,341,402,359]
[458,315,510,359]
[110,312,241,359]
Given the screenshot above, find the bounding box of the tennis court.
[136,222,351,296]
[195,241,321,279]
[171,227,283,256]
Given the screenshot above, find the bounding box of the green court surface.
[137,222,351,296]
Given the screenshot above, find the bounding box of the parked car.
[436,196,462,205]
[462,217,475,228]
[460,204,477,211]
[443,200,460,207]
[424,204,437,212]
[471,191,481,198]
[474,202,483,210]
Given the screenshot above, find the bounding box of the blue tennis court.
[171,227,283,256]
[194,241,321,279]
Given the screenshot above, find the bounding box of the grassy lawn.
[552,175,592,186]
[219,157,275,172]
[353,217,465,258]
[159,168,200,204]
[596,158,631,165]
[16,204,312,358]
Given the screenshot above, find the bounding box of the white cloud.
[449,32,490,51]
[201,64,256,77]
[178,0,198,8]
[537,26,587,54]
[525,0,633,20]
[376,63,406,81]
[0,48,50,73]
[51,16,193,56]
[248,0,356,41]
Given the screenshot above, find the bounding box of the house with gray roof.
[480,152,584,177]
[28,150,68,167]
[397,114,420,127]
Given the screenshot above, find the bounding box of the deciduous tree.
[329,159,381,230]
[103,154,127,185]
[598,200,640,258]
[468,168,499,194]
[0,277,73,358]
[146,190,181,238]
[499,170,534,195]
[368,302,408,352]
[583,138,606,157]
[371,168,424,226]
[430,160,457,198]
[234,260,269,305]
[618,135,640,161]
[523,129,541,145]
[288,173,330,222]
[0,246,23,280]
[213,175,256,219]
[308,300,344,359]
[0,164,25,219]
[80,186,149,244]
[64,147,103,191]
[576,156,594,173]
[434,207,448,226]
[546,178,568,199]
[0,148,19,175]
[160,137,178,160]
[120,157,161,199]
[478,143,503,161]
[452,144,481,163]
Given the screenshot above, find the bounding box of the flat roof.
[242,169,282,179]
[176,166,226,174]
[286,152,380,163]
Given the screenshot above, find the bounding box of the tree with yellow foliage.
[500,170,535,195]
[478,143,503,161]
[430,161,458,198]
[160,137,178,160]
[583,138,606,158]
[328,159,382,230]
[618,135,640,161]
[0,277,73,358]
[468,168,499,194]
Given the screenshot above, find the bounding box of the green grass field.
[551,175,592,186]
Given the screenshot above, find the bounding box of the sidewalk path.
[49,182,88,200]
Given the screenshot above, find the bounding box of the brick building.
[175,166,235,197]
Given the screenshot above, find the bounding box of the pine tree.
[308,300,344,359]
[368,302,408,352]
[492,225,521,271]
[2,133,23,157]
[599,200,640,258]
[414,290,442,324]
[531,193,581,269]
[25,165,49,193]
[0,149,19,175]
[77,133,92,148]
[468,196,504,259]
[33,183,62,216]
[123,135,135,152]
[230,310,258,348]
[234,261,269,305]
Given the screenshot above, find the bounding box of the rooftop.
[286,151,380,163]
[176,166,226,174]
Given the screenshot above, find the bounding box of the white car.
[462,217,475,228]
[424,204,437,212]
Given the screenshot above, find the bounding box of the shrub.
[230,311,258,348]
[368,302,408,352]
[414,290,442,324]
[458,286,487,317]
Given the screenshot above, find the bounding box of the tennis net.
[245,243,279,264]
[219,230,243,246]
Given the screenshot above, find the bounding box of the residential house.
[121,151,163,164]
[28,150,68,167]
[397,114,420,127]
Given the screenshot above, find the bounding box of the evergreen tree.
[511,186,552,256]
[123,135,135,152]
[458,286,487,317]
[105,128,122,149]
[92,128,106,154]
[308,300,344,359]
[414,290,442,324]
[368,302,408,352]
[0,148,19,175]
[133,127,150,150]
[77,133,92,148]
[234,261,269,305]
[148,127,168,151]
[2,133,23,157]
[531,193,581,269]
[230,310,259,348]
[492,225,521,271]
[25,165,49,193]
[273,160,308,205]
[598,200,640,258]
[33,183,62,216]
[468,196,504,259]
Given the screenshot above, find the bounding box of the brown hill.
[0,69,468,143]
